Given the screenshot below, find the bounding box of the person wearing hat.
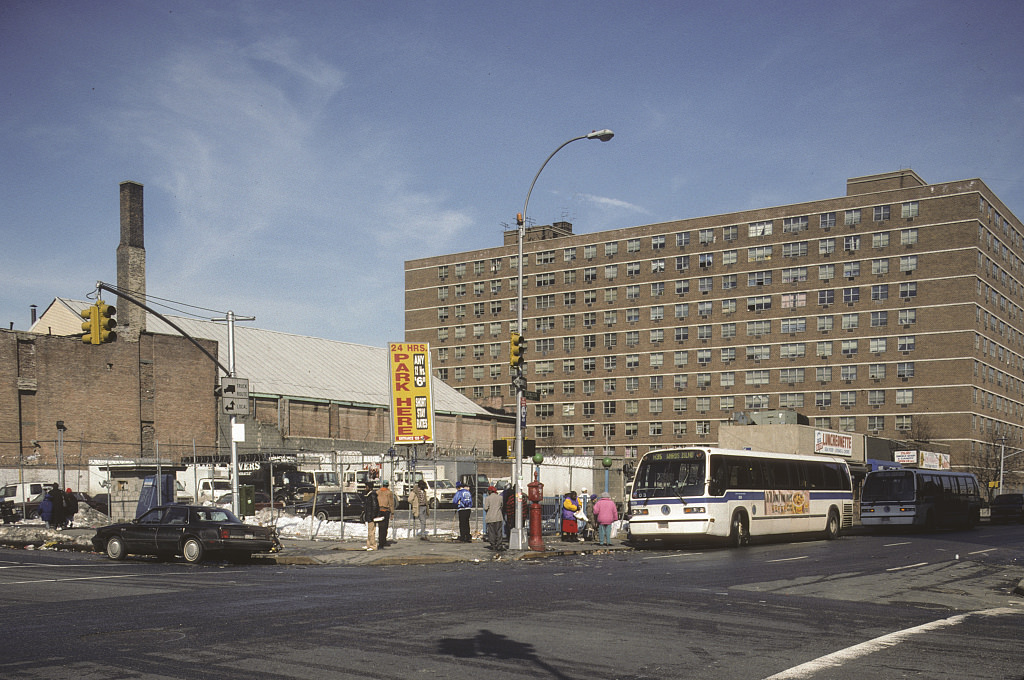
[376,480,395,548]
[453,481,473,543]
[483,485,504,550]
[593,492,619,547]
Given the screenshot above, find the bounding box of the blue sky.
[2,1,1023,346]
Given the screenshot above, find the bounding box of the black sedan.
[989,493,1024,524]
[292,492,364,520]
[91,505,278,563]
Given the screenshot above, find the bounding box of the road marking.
[4,573,151,585]
[886,562,927,572]
[967,548,997,555]
[766,556,808,563]
[883,541,911,547]
[763,607,1020,679]
[642,552,702,559]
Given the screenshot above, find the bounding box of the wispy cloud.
[575,193,651,216]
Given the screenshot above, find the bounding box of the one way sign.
[219,377,250,415]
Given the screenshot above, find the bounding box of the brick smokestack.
[116,181,146,341]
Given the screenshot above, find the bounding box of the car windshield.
[862,471,915,502]
[433,480,454,489]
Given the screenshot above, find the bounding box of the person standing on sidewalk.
[453,481,473,543]
[376,480,395,548]
[63,488,79,528]
[483,486,503,550]
[410,479,429,540]
[593,492,619,546]
[360,483,380,551]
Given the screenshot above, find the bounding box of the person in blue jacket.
[453,481,473,543]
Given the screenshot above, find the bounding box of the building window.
[899,282,917,299]
[869,338,887,353]
[723,225,738,241]
[867,415,884,431]
[873,205,890,222]
[901,201,919,218]
[820,212,836,229]
[896,388,914,405]
[652,235,666,250]
[844,235,861,251]
[871,284,889,301]
[783,216,808,233]
[872,232,890,248]
[900,255,918,272]
[749,220,772,237]
[900,228,918,245]
[842,287,860,303]
[897,335,916,352]
[841,339,858,355]
[844,209,861,226]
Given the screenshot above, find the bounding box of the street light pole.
[510,129,614,551]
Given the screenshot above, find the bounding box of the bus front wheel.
[825,508,841,540]
[730,512,749,547]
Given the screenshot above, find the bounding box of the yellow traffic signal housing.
[96,300,117,343]
[509,332,525,367]
[80,305,99,344]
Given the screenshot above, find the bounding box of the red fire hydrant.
[527,478,545,551]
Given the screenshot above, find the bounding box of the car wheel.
[182,537,205,564]
[106,535,127,560]
[729,511,749,548]
[315,510,329,521]
[825,508,841,540]
[428,498,437,509]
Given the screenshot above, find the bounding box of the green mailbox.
[239,485,256,517]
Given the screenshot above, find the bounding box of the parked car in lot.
[214,492,285,512]
[13,490,107,521]
[291,492,364,520]
[989,493,1024,524]
[91,505,278,563]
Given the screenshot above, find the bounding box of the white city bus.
[628,447,854,546]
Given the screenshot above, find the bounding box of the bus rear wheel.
[825,508,841,540]
[729,512,749,547]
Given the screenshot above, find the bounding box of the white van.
[1,481,52,504]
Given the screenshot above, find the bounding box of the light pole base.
[509,528,526,551]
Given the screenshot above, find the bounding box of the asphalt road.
[1,523,1022,679]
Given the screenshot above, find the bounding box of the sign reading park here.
[387,343,435,444]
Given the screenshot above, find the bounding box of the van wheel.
[825,508,841,540]
[730,512,749,547]
[106,535,127,560]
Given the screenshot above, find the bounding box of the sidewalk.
[0,523,630,566]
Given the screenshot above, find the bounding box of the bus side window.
[919,476,938,501]
[709,460,727,496]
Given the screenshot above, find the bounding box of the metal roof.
[35,299,495,418]
[147,316,492,417]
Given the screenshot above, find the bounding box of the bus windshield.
[634,451,706,498]
[862,470,915,502]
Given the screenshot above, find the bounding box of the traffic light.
[510,332,525,367]
[80,305,99,344]
[95,300,117,343]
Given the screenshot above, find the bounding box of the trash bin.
[239,485,256,517]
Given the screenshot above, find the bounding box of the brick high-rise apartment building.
[405,170,1023,469]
